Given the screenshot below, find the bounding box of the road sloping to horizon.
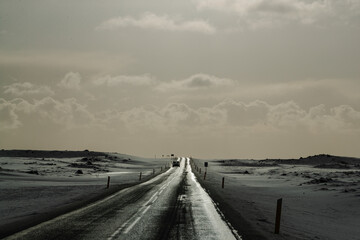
[4,157,240,240]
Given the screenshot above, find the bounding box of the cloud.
[58,72,81,90]
[96,99,360,135]
[93,73,235,91]
[156,74,236,91]
[215,99,269,126]
[0,99,21,130]
[195,0,360,29]
[32,97,94,127]
[93,74,156,87]
[331,105,360,129]
[100,103,225,134]
[3,82,54,96]
[2,93,359,137]
[0,97,94,130]
[97,12,216,34]
[2,95,360,159]
[268,101,307,128]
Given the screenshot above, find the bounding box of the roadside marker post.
[275,198,283,234]
[222,177,225,188]
[204,162,208,180]
[139,172,142,181]
[153,169,155,175]
[200,168,201,174]
[107,176,110,189]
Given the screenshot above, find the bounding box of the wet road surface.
[4,158,241,240]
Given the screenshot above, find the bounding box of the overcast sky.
[1,0,359,159]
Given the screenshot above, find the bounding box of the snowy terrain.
[192,154,360,240]
[0,150,171,237]
[1,151,359,240]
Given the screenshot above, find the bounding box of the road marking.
[124,216,141,233]
[142,205,151,215]
[144,191,158,206]
[107,165,182,239]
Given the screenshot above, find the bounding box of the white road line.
[144,192,158,206]
[124,217,141,233]
[142,205,151,215]
[151,196,158,203]
[107,168,181,239]
[107,227,121,240]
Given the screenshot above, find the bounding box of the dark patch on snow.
[26,170,39,175]
[314,163,350,169]
[306,177,334,184]
[217,159,278,167]
[343,188,356,193]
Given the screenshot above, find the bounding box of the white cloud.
[0,97,94,130]
[93,74,156,87]
[195,0,360,29]
[156,74,236,91]
[3,82,54,96]
[331,105,360,129]
[97,12,216,34]
[2,95,360,159]
[31,97,93,127]
[58,72,81,90]
[97,99,360,135]
[268,101,307,128]
[2,91,359,138]
[215,99,269,126]
[100,102,225,134]
[0,98,21,130]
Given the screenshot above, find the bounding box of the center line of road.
[142,205,151,215]
[124,216,141,233]
[107,169,181,239]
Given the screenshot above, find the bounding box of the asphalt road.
[4,158,241,240]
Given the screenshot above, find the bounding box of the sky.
[0,0,360,159]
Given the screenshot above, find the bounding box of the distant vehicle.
[172,159,180,167]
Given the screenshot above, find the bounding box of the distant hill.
[261,154,360,165]
[0,149,108,158]
[217,154,360,168]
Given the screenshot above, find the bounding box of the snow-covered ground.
[0,150,171,236]
[192,155,360,240]
[1,151,359,240]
